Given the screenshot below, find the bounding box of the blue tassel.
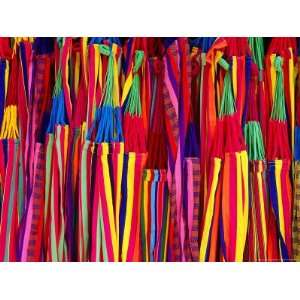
[46,89,67,134]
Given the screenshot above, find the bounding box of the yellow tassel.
[0,105,19,139]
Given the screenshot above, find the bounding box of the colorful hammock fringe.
[1,37,300,262]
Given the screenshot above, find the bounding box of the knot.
[153,58,164,75]
[57,37,65,49]
[218,57,230,71]
[99,44,111,56]
[133,50,144,75]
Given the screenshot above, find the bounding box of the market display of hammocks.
[1,37,300,262]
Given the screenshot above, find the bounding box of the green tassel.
[248,37,264,71]
[244,121,265,161]
[99,44,114,106]
[271,56,287,121]
[124,50,144,116]
[219,71,236,117]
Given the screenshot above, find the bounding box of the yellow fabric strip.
[62,126,69,176]
[241,151,249,259]
[289,48,295,157]
[115,142,124,248]
[82,37,88,87]
[199,158,221,261]
[275,160,286,239]
[232,56,237,100]
[121,68,133,106]
[270,54,276,104]
[122,153,135,261]
[98,49,102,91]
[235,152,243,261]
[112,44,120,107]
[101,153,118,261]
[257,165,267,253]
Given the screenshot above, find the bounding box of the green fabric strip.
[55,126,65,261]
[44,135,54,227]
[4,141,19,261]
[50,183,58,262]
[80,142,89,260]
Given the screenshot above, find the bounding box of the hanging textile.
[292,46,300,261]
[198,38,227,242]
[43,38,72,261]
[199,61,249,262]
[267,56,293,261]
[0,37,300,262]
[140,54,169,262]
[90,43,123,262]
[120,48,147,262]
[0,43,26,261]
[244,57,268,262]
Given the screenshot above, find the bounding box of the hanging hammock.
[90,43,123,262]
[244,57,268,262]
[267,55,293,261]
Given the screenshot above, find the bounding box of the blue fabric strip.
[119,154,128,249]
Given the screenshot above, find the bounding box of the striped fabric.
[43,125,69,262]
[2,37,300,262]
[221,150,249,262]
[163,40,182,262]
[248,161,268,261]
[25,54,51,197]
[268,160,293,261]
[21,143,45,261]
[120,152,147,261]
[0,139,22,261]
[78,140,93,261]
[65,128,81,261]
[266,55,293,262]
[45,126,69,261]
[293,161,300,261]
[92,143,124,262]
[199,157,222,262]
[182,157,200,261]
[140,169,169,262]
